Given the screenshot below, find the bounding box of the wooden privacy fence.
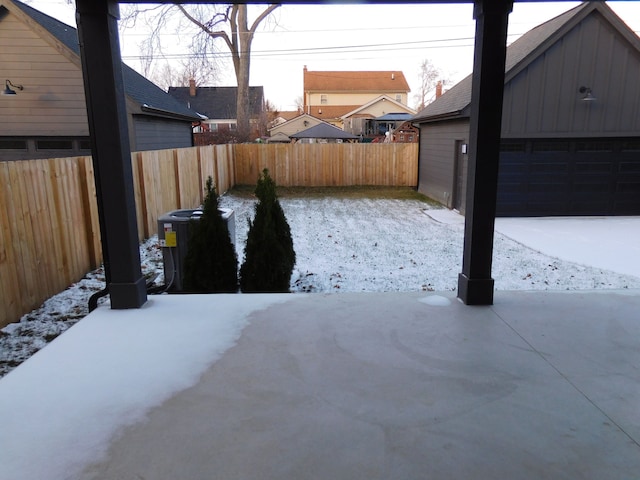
[0,156,99,329]
[0,142,417,328]
[132,144,235,239]
[0,145,234,329]
[234,143,418,187]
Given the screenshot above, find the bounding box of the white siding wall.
[307,92,407,106]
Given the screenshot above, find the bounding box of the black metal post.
[458,0,513,305]
[76,0,147,309]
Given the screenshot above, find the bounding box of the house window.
[532,141,569,153]
[0,139,27,150]
[229,123,237,131]
[576,141,613,152]
[320,94,328,105]
[621,140,640,152]
[36,139,73,150]
[395,94,402,103]
[500,141,526,152]
[400,135,405,141]
[408,135,414,142]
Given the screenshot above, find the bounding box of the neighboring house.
[266,132,292,144]
[393,121,419,143]
[269,110,302,129]
[413,1,640,217]
[341,96,416,141]
[167,81,265,144]
[302,67,411,128]
[0,0,200,161]
[268,113,325,140]
[290,123,359,144]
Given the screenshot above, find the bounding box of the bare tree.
[413,59,446,111]
[149,59,216,91]
[120,4,279,142]
[263,99,280,131]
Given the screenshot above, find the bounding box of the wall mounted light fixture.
[579,86,596,102]
[2,79,24,95]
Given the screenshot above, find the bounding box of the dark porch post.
[75,0,147,309]
[458,0,513,305]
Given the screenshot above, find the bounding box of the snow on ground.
[494,216,640,278]
[2,193,640,378]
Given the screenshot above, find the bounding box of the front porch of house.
[2,289,639,479]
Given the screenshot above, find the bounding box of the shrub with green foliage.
[240,169,296,292]
[183,177,238,293]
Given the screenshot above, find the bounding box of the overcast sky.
[25,1,640,111]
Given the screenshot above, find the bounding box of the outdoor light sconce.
[579,86,596,102]
[2,79,24,95]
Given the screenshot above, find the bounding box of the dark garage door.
[497,139,640,217]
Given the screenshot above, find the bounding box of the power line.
[120,33,514,62]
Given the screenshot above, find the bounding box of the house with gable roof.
[341,96,416,142]
[0,0,200,161]
[303,67,411,128]
[167,81,265,144]
[413,2,640,217]
[269,110,302,130]
[290,123,358,144]
[268,113,326,141]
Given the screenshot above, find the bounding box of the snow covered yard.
[2,190,639,378]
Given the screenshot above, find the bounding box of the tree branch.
[174,4,234,53]
[249,4,280,34]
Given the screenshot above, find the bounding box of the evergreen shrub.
[240,169,296,292]
[183,177,238,293]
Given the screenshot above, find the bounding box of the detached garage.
[413,2,640,217]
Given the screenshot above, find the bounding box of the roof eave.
[140,104,202,122]
[413,110,469,124]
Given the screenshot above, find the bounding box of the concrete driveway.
[425,209,640,278]
[494,216,640,278]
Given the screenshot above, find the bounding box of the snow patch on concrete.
[419,295,452,307]
[0,294,297,480]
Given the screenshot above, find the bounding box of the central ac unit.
[157,208,235,292]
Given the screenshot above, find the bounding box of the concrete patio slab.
[2,290,639,480]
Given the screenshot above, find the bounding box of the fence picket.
[0,142,417,328]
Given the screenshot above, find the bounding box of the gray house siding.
[418,119,469,210]
[502,11,640,138]
[131,116,194,152]
[415,4,640,217]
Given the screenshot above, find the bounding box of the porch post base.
[457,273,494,305]
[108,277,148,309]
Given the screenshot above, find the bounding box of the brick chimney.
[189,78,196,97]
[435,80,443,98]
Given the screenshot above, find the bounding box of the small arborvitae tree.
[240,169,296,292]
[183,177,238,293]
